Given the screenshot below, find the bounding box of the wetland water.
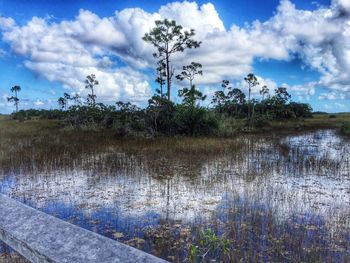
[0,129,349,262]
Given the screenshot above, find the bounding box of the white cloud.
[335,102,346,108]
[284,82,316,101]
[201,75,279,106]
[333,0,350,14]
[0,12,152,104]
[0,93,13,113]
[258,0,350,98]
[0,1,291,102]
[318,91,348,100]
[0,0,350,106]
[159,2,225,32]
[1,93,9,101]
[0,17,15,30]
[228,76,278,98]
[33,100,45,106]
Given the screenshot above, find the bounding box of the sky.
[0,0,350,113]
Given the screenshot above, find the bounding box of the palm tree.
[58,97,66,110]
[260,85,270,116]
[178,85,206,108]
[155,60,166,97]
[143,19,201,101]
[244,73,259,121]
[176,62,203,89]
[7,85,21,112]
[63,93,71,110]
[260,85,269,101]
[85,74,99,106]
[229,88,246,116]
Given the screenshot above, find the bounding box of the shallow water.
[0,130,349,262]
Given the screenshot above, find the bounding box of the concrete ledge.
[0,195,168,263]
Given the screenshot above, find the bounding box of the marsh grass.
[143,200,350,262]
[0,243,28,263]
[0,119,248,175]
[0,253,29,263]
[341,122,350,135]
[0,114,9,121]
[1,119,344,179]
[217,113,350,135]
[303,113,350,129]
[0,119,349,263]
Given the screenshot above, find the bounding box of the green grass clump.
[341,122,350,135]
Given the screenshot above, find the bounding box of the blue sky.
[0,0,349,113]
[0,0,331,25]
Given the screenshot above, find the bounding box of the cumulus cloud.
[285,82,316,101]
[0,0,350,105]
[0,12,153,104]
[258,0,350,99]
[318,91,348,100]
[333,0,350,15]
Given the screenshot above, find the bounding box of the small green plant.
[189,244,199,262]
[189,229,231,262]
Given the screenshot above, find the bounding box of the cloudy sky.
[0,0,350,113]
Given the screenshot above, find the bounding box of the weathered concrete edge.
[0,195,168,263]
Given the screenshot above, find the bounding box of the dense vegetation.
[9,80,314,137]
[341,122,350,135]
[5,18,340,137]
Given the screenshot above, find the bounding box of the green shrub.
[175,105,218,136]
[341,122,350,135]
[11,109,66,121]
[250,115,271,128]
[146,95,177,135]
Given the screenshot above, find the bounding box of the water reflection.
[0,130,349,262]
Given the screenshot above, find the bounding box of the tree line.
[7,19,313,136]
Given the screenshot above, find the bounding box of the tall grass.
[0,119,247,174]
[341,122,350,135]
[0,119,349,263]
